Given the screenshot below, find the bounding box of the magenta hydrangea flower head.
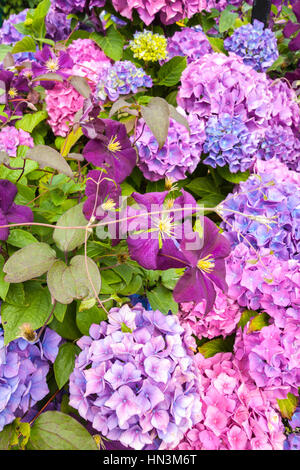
[173,352,285,450]
[0,326,61,431]
[225,243,300,328]
[166,27,212,64]
[69,303,201,450]
[0,127,34,157]
[178,286,242,340]
[157,217,231,313]
[0,180,34,241]
[234,320,300,400]
[219,159,300,261]
[83,119,137,183]
[83,169,121,221]
[135,112,206,182]
[124,189,198,270]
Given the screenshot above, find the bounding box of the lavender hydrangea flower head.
[224,20,279,73]
[166,27,212,64]
[257,125,300,172]
[45,6,72,41]
[52,0,105,14]
[202,113,261,173]
[95,61,152,102]
[219,159,300,261]
[173,352,285,450]
[135,112,206,182]
[0,327,61,431]
[0,10,28,44]
[69,304,201,450]
[0,179,34,241]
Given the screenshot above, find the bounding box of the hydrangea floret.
[129,30,168,62]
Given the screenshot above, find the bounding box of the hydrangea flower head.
[224,20,279,72]
[96,61,152,102]
[219,159,300,261]
[135,112,206,182]
[69,303,201,450]
[52,0,105,14]
[0,127,34,158]
[129,30,168,62]
[45,6,72,41]
[202,113,260,173]
[0,10,28,44]
[173,352,285,450]
[166,27,212,64]
[0,327,61,431]
[257,125,300,172]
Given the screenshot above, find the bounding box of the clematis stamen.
[101,198,116,211]
[45,58,59,72]
[197,254,215,273]
[107,135,122,154]
[8,87,18,98]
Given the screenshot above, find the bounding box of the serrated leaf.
[219,9,238,33]
[27,411,98,450]
[54,343,79,389]
[147,285,178,314]
[11,37,36,54]
[216,165,250,183]
[277,393,298,420]
[53,202,88,252]
[15,111,48,133]
[26,145,74,179]
[1,284,52,344]
[141,97,170,149]
[158,56,187,86]
[3,243,56,283]
[69,75,91,99]
[90,25,124,61]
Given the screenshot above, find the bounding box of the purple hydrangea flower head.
[234,320,300,399]
[135,111,206,182]
[226,243,300,328]
[45,6,72,42]
[202,113,261,173]
[0,326,61,431]
[83,119,137,183]
[173,352,285,450]
[0,10,28,44]
[219,159,300,261]
[157,216,231,313]
[0,179,34,241]
[224,20,279,72]
[69,303,201,450]
[95,61,152,102]
[166,27,212,64]
[52,0,105,14]
[0,126,34,157]
[284,434,300,450]
[83,169,121,221]
[257,125,300,172]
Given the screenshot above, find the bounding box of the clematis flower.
[0,180,34,241]
[158,216,231,313]
[32,46,73,85]
[83,119,137,183]
[83,170,121,221]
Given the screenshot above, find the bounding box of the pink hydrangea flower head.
[0,126,34,157]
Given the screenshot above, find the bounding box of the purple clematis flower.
[125,190,198,270]
[83,119,137,184]
[0,71,29,121]
[83,169,121,221]
[158,216,231,313]
[283,1,300,51]
[32,46,73,89]
[0,180,34,241]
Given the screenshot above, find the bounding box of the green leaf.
[277,393,298,420]
[53,202,88,252]
[7,229,38,248]
[237,309,258,330]
[186,177,220,196]
[27,411,98,450]
[216,165,250,183]
[247,312,269,332]
[266,56,285,73]
[1,284,51,345]
[53,302,67,322]
[5,283,25,306]
[47,256,101,304]
[54,343,79,389]
[3,243,57,283]
[198,336,234,358]
[161,269,181,291]
[219,9,238,33]
[26,145,74,179]
[11,37,36,54]
[158,56,187,87]
[69,75,91,99]
[207,37,226,54]
[141,97,170,149]
[90,25,124,61]
[147,285,178,314]
[32,72,63,82]
[0,256,10,301]
[49,304,81,340]
[0,419,30,450]
[0,44,13,62]
[76,303,108,335]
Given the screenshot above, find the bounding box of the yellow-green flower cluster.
[129,30,168,62]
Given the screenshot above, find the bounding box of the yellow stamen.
[197,254,215,273]
[107,135,122,153]
[101,198,116,211]
[153,214,176,239]
[45,58,59,72]
[8,87,18,98]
